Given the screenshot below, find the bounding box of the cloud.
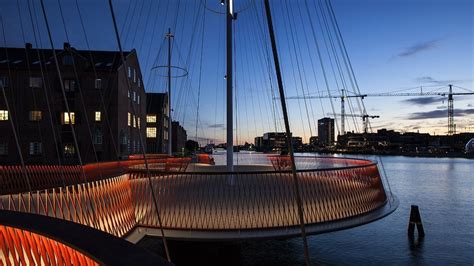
[208,123,225,129]
[436,105,447,110]
[402,96,441,105]
[468,104,473,107]
[398,39,442,57]
[408,108,474,119]
[413,76,458,85]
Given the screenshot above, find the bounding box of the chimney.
[25,43,32,50]
[63,42,71,50]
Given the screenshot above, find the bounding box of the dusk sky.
[1,0,473,144]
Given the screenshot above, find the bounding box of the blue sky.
[1,0,473,144]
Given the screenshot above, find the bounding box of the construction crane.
[328,113,379,134]
[281,90,367,135]
[286,84,474,135]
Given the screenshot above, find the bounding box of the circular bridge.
[127,156,398,241]
[0,156,397,245]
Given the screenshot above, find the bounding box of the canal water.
[138,154,473,265]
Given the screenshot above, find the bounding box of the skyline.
[1,0,473,144]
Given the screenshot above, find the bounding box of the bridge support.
[408,205,425,238]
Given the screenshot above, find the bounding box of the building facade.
[0,43,146,165]
[172,121,187,154]
[145,93,169,154]
[318,117,335,146]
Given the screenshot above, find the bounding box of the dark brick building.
[172,121,187,154]
[146,92,169,154]
[0,43,146,165]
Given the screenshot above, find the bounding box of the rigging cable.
[107,0,171,261]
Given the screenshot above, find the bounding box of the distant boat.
[213,148,226,154]
[466,138,474,153]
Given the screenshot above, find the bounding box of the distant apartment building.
[145,92,169,153]
[318,117,335,146]
[0,43,146,165]
[172,121,187,153]
[254,132,302,152]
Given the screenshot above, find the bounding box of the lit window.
[29,77,42,88]
[137,117,141,128]
[147,115,156,123]
[127,112,131,126]
[63,79,76,92]
[64,144,75,156]
[147,127,157,138]
[0,110,8,121]
[93,129,103,145]
[0,76,8,87]
[29,142,42,155]
[29,111,42,121]
[132,115,136,128]
[94,111,101,122]
[0,142,7,155]
[62,112,75,125]
[94,78,102,89]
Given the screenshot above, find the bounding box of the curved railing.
[0,210,169,265]
[128,158,387,232]
[0,156,396,241]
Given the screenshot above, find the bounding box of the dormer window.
[62,55,74,65]
[94,78,102,89]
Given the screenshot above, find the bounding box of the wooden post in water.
[408,205,425,237]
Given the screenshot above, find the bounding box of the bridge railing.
[0,156,388,237]
[0,210,169,266]
[128,160,387,231]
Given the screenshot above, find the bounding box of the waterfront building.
[172,121,187,154]
[145,92,169,154]
[253,132,302,152]
[318,117,335,146]
[0,43,145,164]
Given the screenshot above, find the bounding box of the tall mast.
[226,0,234,171]
[167,28,173,156]
[263,0,310,264]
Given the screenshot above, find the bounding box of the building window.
[137,95,140,105]
[62,112,75,125]
[0,110,8,121]
[94,78,102,89]
[0,142,7,155]
[138,78,141,88]
[147,127,157,138]
[62,55,74,65]
[133,91,136,102]
[29,142,42,155]
[128,66,132,78]
[0,76,8,87]
[64,144,75,156]
[132,115,136,128]
[146,115,156,123]
[63,79,76,92]
[133,69,137,83]
[29,110,42,121]
[94,111,101,122]
[29,77,42,88]
[128,90,130,98]
[127,112,131,126]
[137,117,141,128]
[93,129,103,145]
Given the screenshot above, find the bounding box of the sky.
[1,0,473,144]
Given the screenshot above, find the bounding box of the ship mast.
[226,0,234,171]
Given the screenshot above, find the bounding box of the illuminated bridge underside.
[0,157,397,242]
